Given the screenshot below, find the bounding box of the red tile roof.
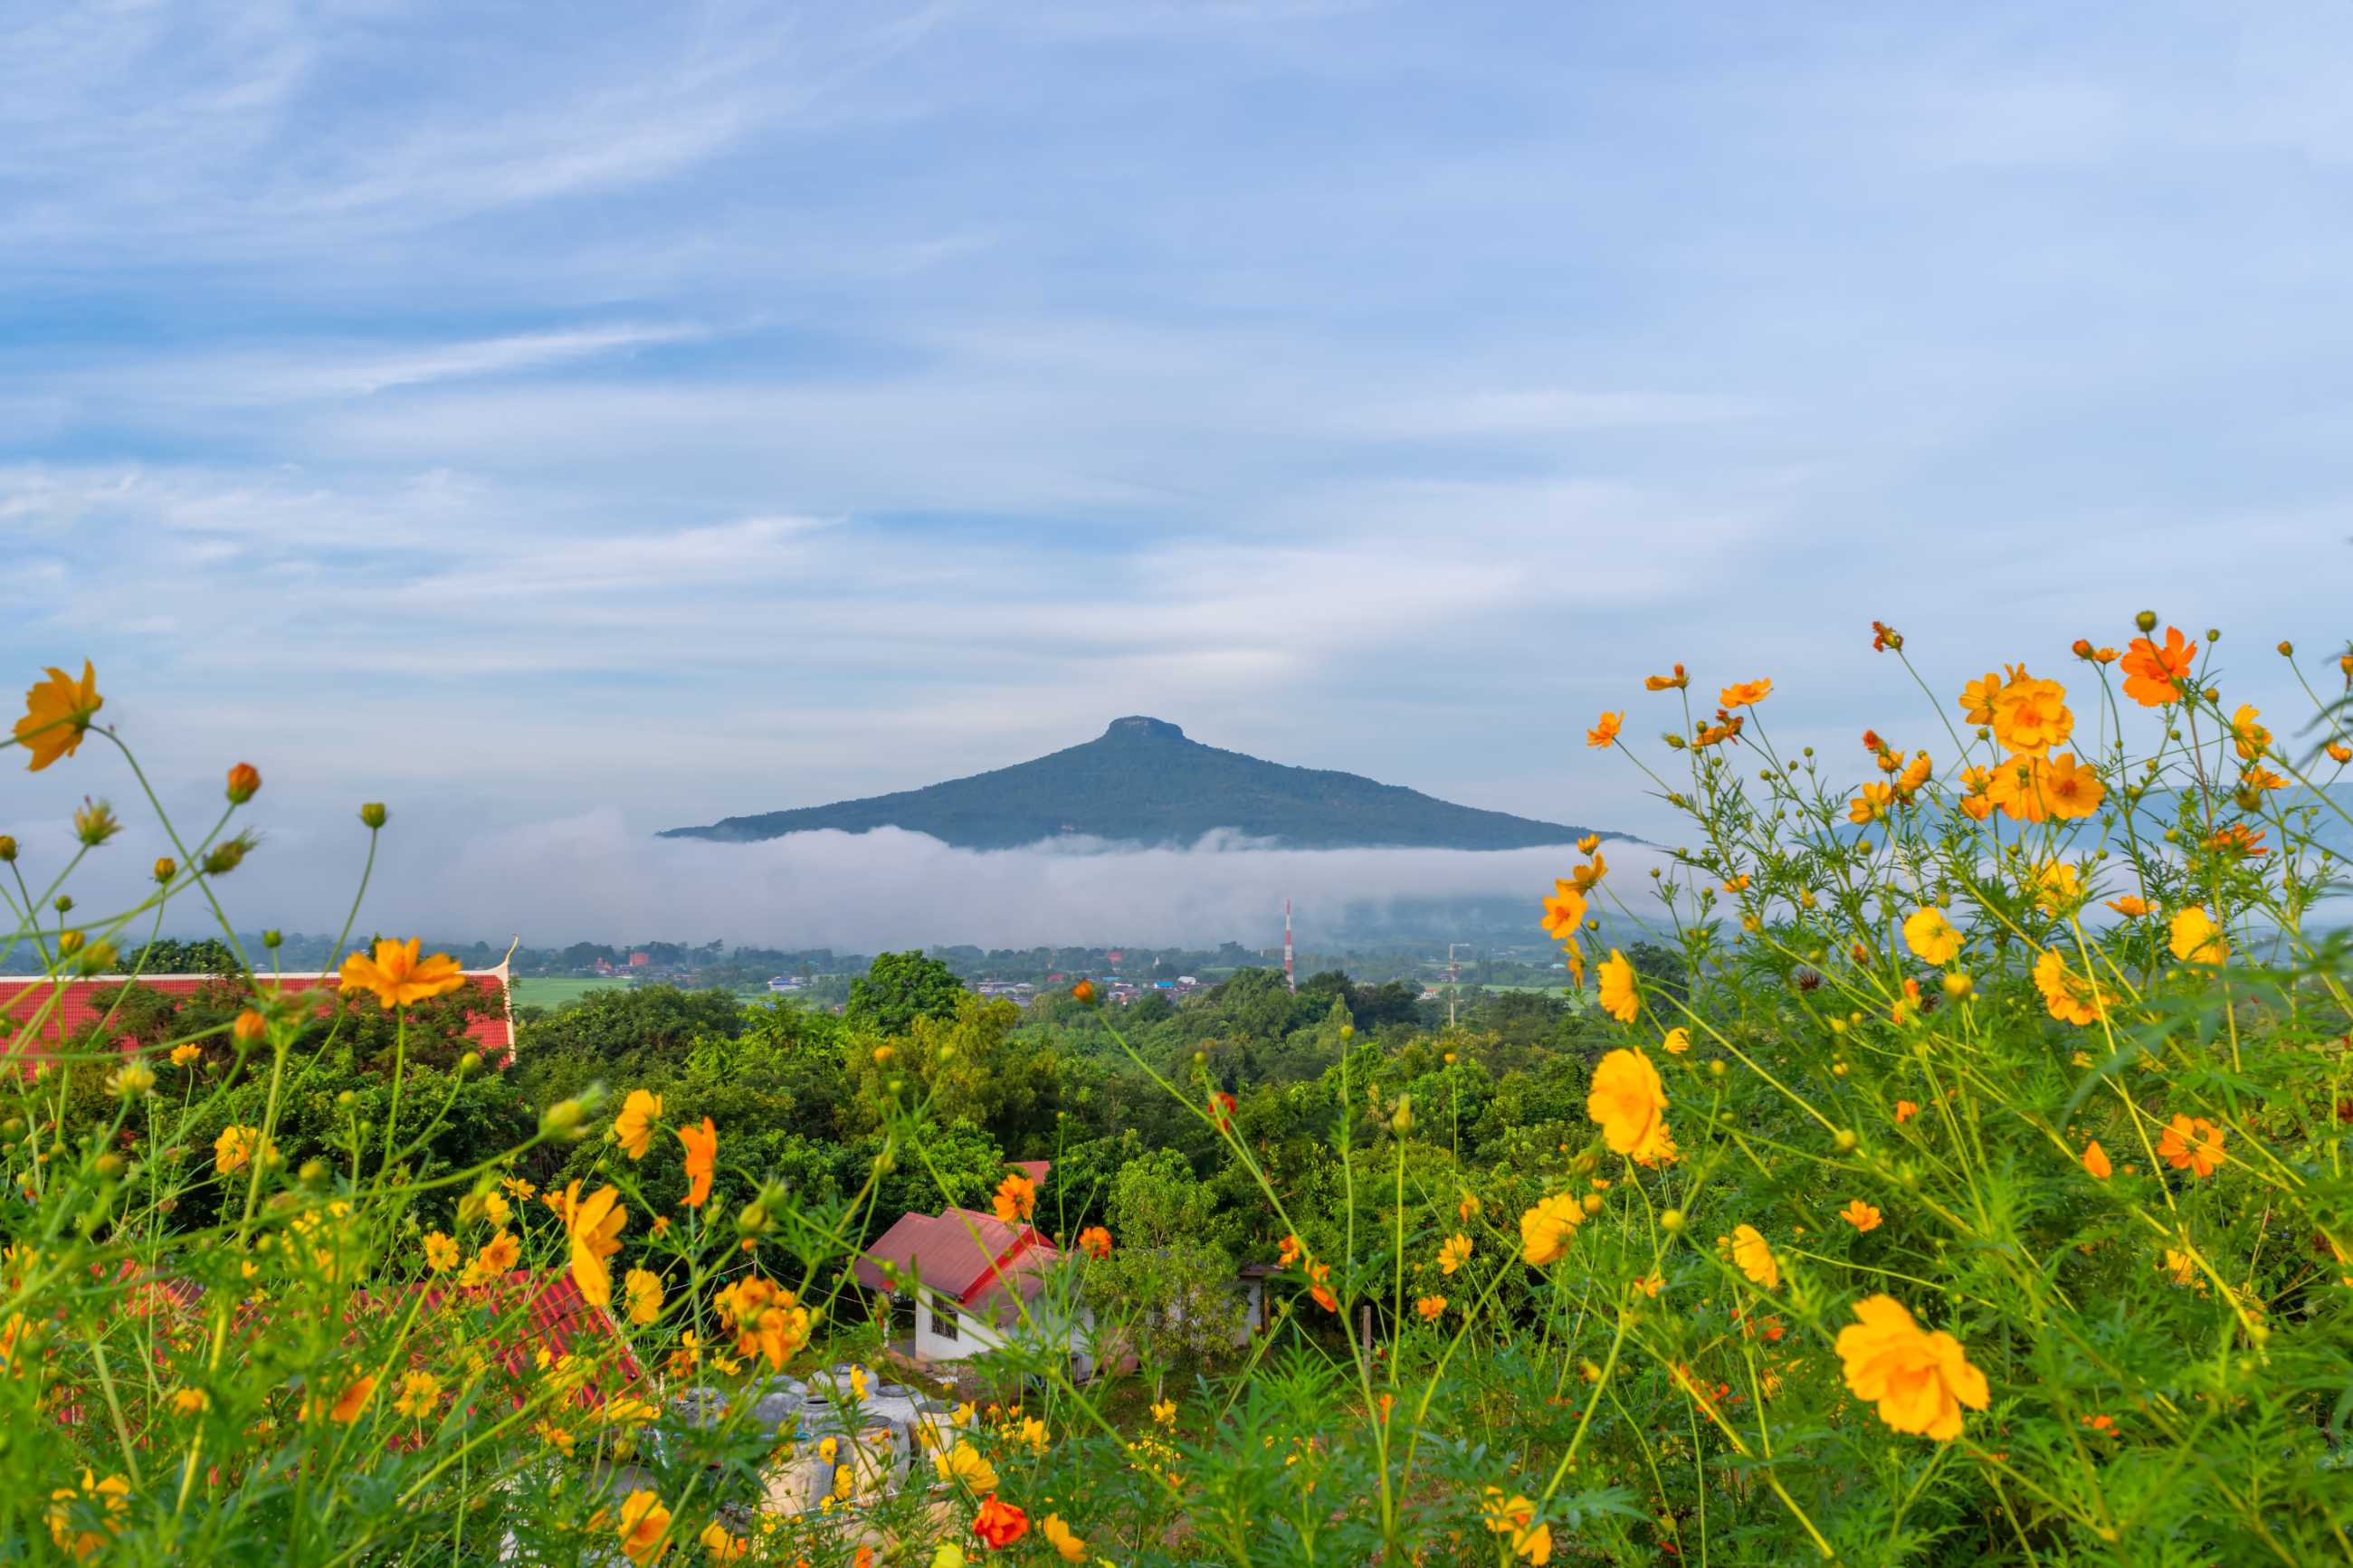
[0,968,515,1071]
[853,1205,1062,1312]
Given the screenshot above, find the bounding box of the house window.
[931,1294,959,1341]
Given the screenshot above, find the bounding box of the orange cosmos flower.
[1559,933,1586,989]
[1586,1047,1672,1163]
[338,937,465,1011]
[1839,1201,1882,1233]
[1643,664,1689,690]
[2120,626,2195,706]
[2081,1140,2111,1179]
[1307,1259,1340,1313]
[614,1490,672,1565]
[2204,822,2268,858]
[1076,1225,1111,1259]
[1596,950,1639,1023]
[678,1117,717,1207]
[2105,894,2149,917]
[2168,906,2228,965]
[716,1276,812,1368]
[2328,742,2352,765]
[2157,1114,2225,1178]
[972,1497,1029,1549]
[1835,1294,1989,1440]
[1576,832,1600,853]
[1870,620,1902,651]
[993,1171,1037,1224]
[1720,679,1772,708]
[559,1182,628,1307]
[1415,1294,1447,1320]
[1586,711,1623,748]
[1568,853,1607,893]
[15,661,102,772]
[1519,1193,1583,1266]
[1277,1233,1302,1268]
[1990,673,2072,757]
[1894,1100,1919,1125]
[327,1373,376,1424]
[2035,754,2105,820]
[1730,1224,1780,1288]
[613,1088,662,1161]
[2032,949,2109,1027]
[1539,881,1586,943]
[1694,711,1744,747]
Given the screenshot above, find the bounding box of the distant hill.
[661,717,1621,851]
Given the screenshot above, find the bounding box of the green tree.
[129,937,240,974]
[844,951,967,1035]
[1088,1149,1243,1385]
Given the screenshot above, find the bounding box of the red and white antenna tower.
[1283,897,1296,993]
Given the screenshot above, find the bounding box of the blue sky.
[5,2,2351,943]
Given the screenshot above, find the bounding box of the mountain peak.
[662,721,1620,851]
[1104,716,1186,741]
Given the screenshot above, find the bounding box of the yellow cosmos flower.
[1662,1027,1691,1054]
[2033,861,2082,915]
[1901,908,1961,965]
[1586,1048,1672,1163]
[1559,931,1586,989]
[1575,832,1600,853]
[613,1089,662,1160]
[1730,1224,1780,1288]
[214,1125,273,1175]
[338,938,465,1011]
[1835,1294,1989,1441]
[1481,1488,1553,1564]
[1437,1233,1472,1275]
[422,1231,459,1272]
[170,1042,203,1068]
[1519,1193,1583,1267]
[2229,704,2272,761]
[2105,895,2149,917]
[2168,906,2228,965]
[45,1469,130,1560]
[1586,711,1623,748]
[1042,1515,1089,1563]
[15,661,102,772]
[699,1523,749,1563]
[624,1267,665,1326]
[1596,950,1639,1023]
[715,1275,811,1368]
[1849,782,1895,824]
[393,1370,443,1419]
[1539,881,1586,943]
[559,1183,628,1307]
[934,1440,999,1494]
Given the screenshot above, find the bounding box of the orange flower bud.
[153,857,176,884]
[225,763,261,804]
[233,1009,267,1045]
[1072,979,1096,1005]
[2071,638,2095,660]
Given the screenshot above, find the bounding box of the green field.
[510,976,634,1009]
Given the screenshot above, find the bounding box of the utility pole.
[1446,943,1471,1028]
[1283,897,1296,994]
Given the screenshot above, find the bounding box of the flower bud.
[1338,1023,1355,1041]
[1581,1192,1603,1215]
[299,1159,329,1186]
[152,857,176,884]
[1389,1096,1413,1135]
[1942,973,1973,998]
[57,929,84,955]
[93,1152,126,1180]
[1071,979,1096,1004]
[358,803,388,830]
[2134,610,2158,633]
[540,1098,585,1135]
[872,1044,895,1065]
[2279,641,2294,657]
[1708,1060,1727,1079]
[196,834,250,878]
[107,1061,156,1098]
[73,799,121,847]
[457,1051,481,1075]
[262,929,281,949]
[225,763,261,804]
[233,1009,266,1046]
[1659,1209,1685,1233]
[0,835,15,862]
[737,1200,772,1237]
[75,940,116,975]
[2205,628,2220,642]
[1834,1128,1857,1152]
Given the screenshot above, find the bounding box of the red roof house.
[0,965,516,1074]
